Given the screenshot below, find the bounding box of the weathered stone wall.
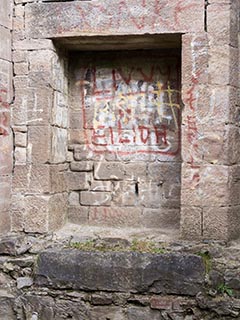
[0,0,239,239]
[0,0,13,233]
[1,234,240,319]
[67,50,181,229]
[11,4,69,233]
[180,0,240,240]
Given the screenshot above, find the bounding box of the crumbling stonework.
[1,234,240,319]
[0,0,240,239]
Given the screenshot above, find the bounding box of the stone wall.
[0,0,239,240]
[67,50,181,229]
[0,0,13,233]
[11,6,69,232]
[1,234,240,319]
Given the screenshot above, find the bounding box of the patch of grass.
[130,239,165,254]
[69,239,165,254]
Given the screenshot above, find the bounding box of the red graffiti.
[0,87,10,137]
[57,0,199,35]
[78,55,181,156]
[185,73,201,184]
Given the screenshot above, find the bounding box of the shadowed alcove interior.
[53,34,183,237]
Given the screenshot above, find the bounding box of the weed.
[217,283,233,297]
[197,251,212,274]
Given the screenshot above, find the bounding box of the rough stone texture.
[0,234,240,319]
[35,250,205,295]
[0,0,239,239]
[0,0,13,235]
[25,0,204,38]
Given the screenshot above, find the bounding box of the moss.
[197,251,212,274]
[69,239,166,254]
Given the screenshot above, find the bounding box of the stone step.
[34,249,205,296]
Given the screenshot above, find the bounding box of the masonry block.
[113,181,137,207]
[0,176,11,212]
[142,208,180,230]
[0,26,11,61]
[180,206,202,239]
[0,0,12,28]
[68,206,89,225]
[24,195,49,233]
[67,172,90,191]
[25,0,204,38]
[51,127,68,163]
[89,207,142,227]
[70,161,93,172]
[48,193,68,231]
[28,126,51,163]
[80,191,111,206]
[94,162,125,180]
[0,134,13,175]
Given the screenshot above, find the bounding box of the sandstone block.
[0,26,11,61]
[80,191,111,206]
[24,195,49,233]
[15,147,27,164]
[0,134,13,175]
[124,162,147,181]
[13,39,55,51]
[51,127,68,163]
[13,164,51,193]
[89,207,142,227]
[29,50,56,73]
[90,181,112,192]
[50,165,67,193]
[113,181,137,207]
[52,98,68,128]
[148,162,181,183]
[70,161,93,172]
[180,206,202,239]
[12,50,27,63]
[94,162,125,180]
[68,192,79,206]
[68,129,86,145]
[203,206,229,240]
[208,45,238,87]
[26,0,204,39]
[48,193,68,231]
[142,208,180,230]
[14,62,29,75]
[67,172,90,191]
[10,194,25,232]
[0,0,12,28]
[15,132,27,147]
[207,3,238,47]
[68,206,89,225]
[0,176,11,212]
[0,59,13,102]
[74,145,102,161]
[182,33,209,86]
[27,87,53,126]
[139,182,162,208]
[28,126,51,163]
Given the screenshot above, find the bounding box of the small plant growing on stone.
[197,251,212,274]
[217,283,233,297]
[129,239,165,254]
